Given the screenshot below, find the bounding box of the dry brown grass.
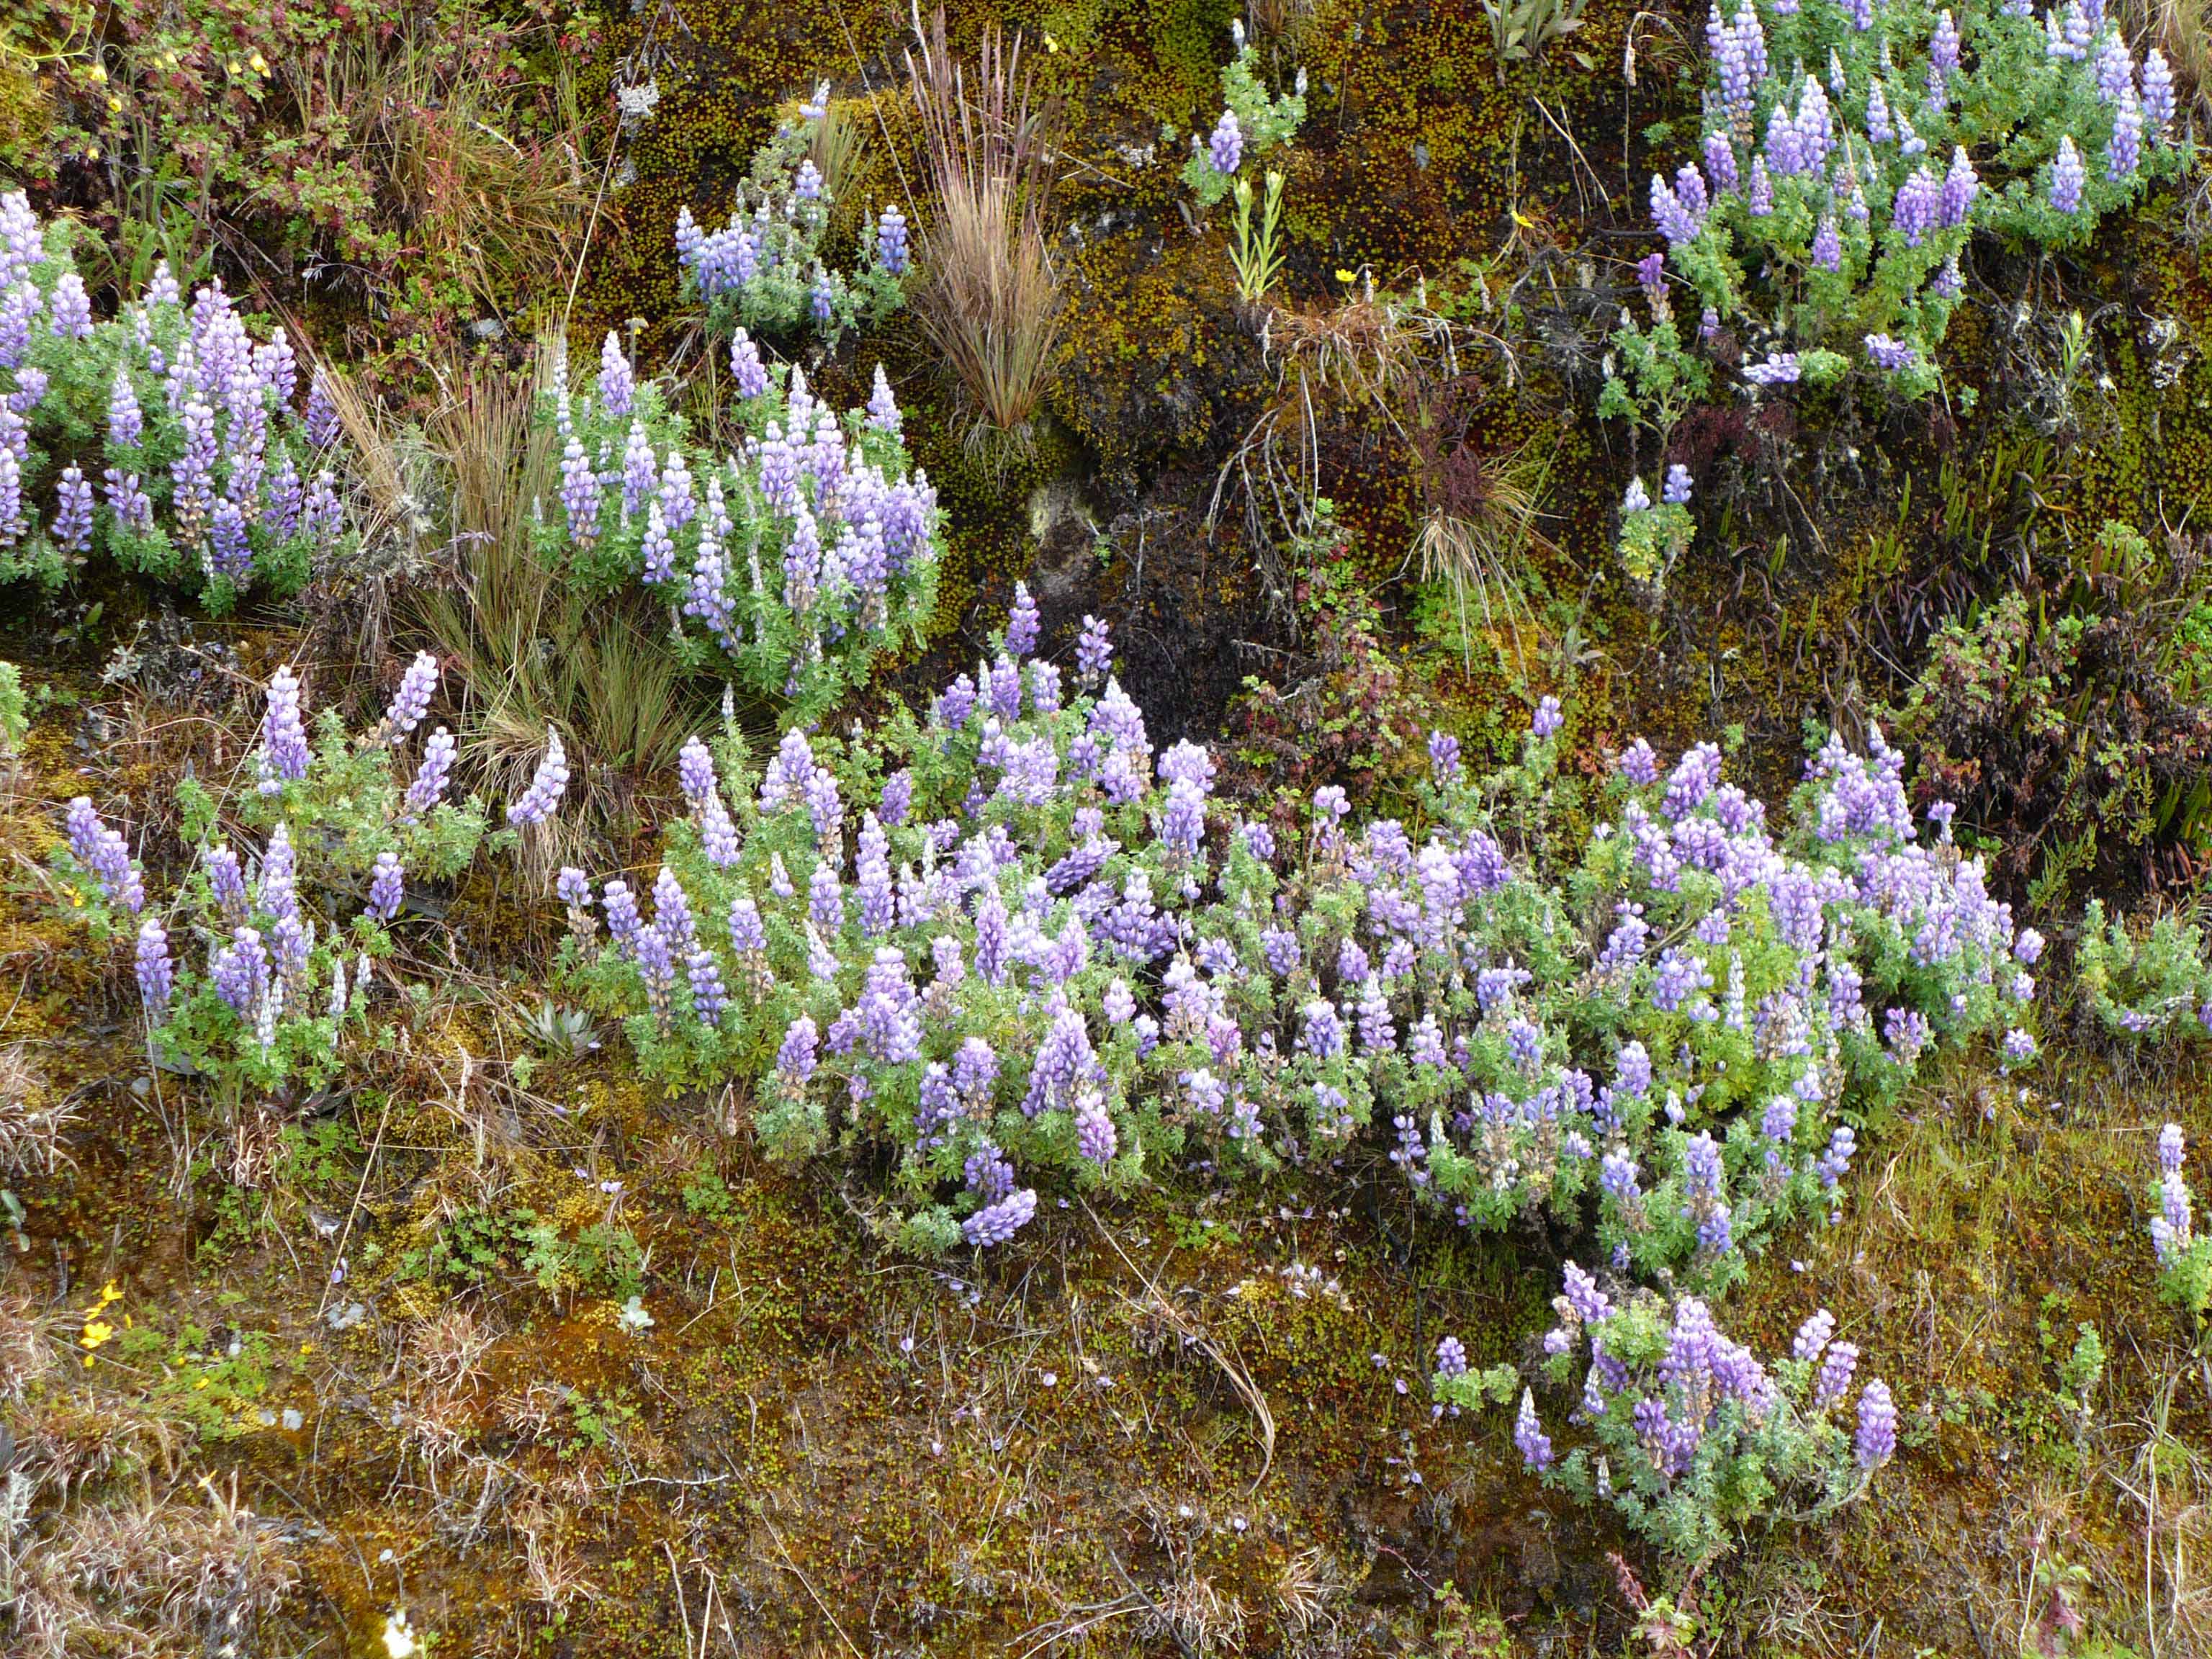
[0,1044,73,1177]
[906,8,1062,451]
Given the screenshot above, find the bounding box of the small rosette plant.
[0,191,349,606]
[1182,29,1307,208]
[542,333,940,721]
[1442,1267,1897,1571]
[51,657,523,1102]
[1634,0,2187,399]
[556,602,2039,1267]
[674,99,907,349]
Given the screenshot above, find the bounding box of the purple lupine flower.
[258,667,310,790]
[1618,737,1659,784]
[65,797,143,912]
[1866,78,1894,146]
[1074,1087,1118,1164]
[1650,174,1701,246]
[108,365,143,447]
[1436,1335,1468,1378]
[2001,1028,2037,1069]
[1532,695,1563,739]
[1817,1123,1856,1189]
[1428,729,1462,784]
[876,204,910,275]
[212,925,270,1016]
[810,267,835,325]
[1661,464,1693,505]
[1747,156,1773,215]
[48,270,91,338]
[1940,145,1979,226]
[678,734,716,804]
[963,1187,1037,1247]
[51,465,93,554]
[965,1143,1015,1200]
[865,362,902,434]
[2109,87,2143,179]
[2144,50,2175,132]
[1703,131,1739,193]
[2159,1123,2186,1176]
[1208,108,1244,175]
[1892,166,1941,246]
[2154,1172,2194,1263]
[135,916,174,1012]
[1864,334,1919,372]
[507,728,570,824]
[2049,135,2085,212]
[367,851,404,921]
[776,1015,819,1086]
[597,331,635,418]
[1623,476,1652,515]
[1854,1378,1897,1467]
[1927,10,1960,102]
[1793,1308,1835,1362]
[1514,1389,1554,1471]
[385,651,439,739]
[1811,214,1842,271]
[1005,581,1040,657]
[559,431,601,549]
[407,727,456,815]
[1813,1339,1859,1408]
[731,329,771,398]
[1075,614,1112,683]
[305,367,341,449]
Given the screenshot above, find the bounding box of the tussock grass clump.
[906,9,1061,454]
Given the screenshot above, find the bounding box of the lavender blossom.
[2049,135,2085,212]
[135,916,174,1012]
[407,727,456,816]
[385,652,439,739]
[507,729,570,825]
[1854,1378,1897,1467]
[258,667,310,790]
[368,851,404,922]
[963,1187,1037,1247]
[1208,109,1244,175]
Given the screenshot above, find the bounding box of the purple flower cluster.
[0,194,339,594]
[567,609,2038,1262]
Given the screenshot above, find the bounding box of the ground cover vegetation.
[4,0,2212,1653]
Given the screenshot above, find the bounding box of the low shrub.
[1634,0,2189,399]
[674,95,908,350]
[50,660,562,1106]
[1438,1269,1896,1575]
[0,192,348,606]
[537,331,941,721]
[556,611,2041,1269]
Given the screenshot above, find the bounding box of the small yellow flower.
[88,62,107,84]
[1044,32,1058,51]
[79,1318,114,1349]
[248,52,268,74]
[107,96,123,114]
[1334,269,1356,284]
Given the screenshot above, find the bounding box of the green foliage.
[1889,536,2212,902]
[675,106,906,349]
[1597,310,1712,441]
[52,692,492,1103]
[0,659,24,757]
[0,210,342,607]
[405,1205,646,1302]
[2071,900,2212,1040]
[1181,36,1306,207]
[1481,0,1587,76]
[536,341,942,724]
[1226,169,1288,303]
[1532,1288,1879,1573]
[1660,0,2190,382]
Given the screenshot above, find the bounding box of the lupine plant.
[554,608,2039,1264]
[2072,899,2212,1040]
[539,332,941,720]
[49,659,565,1105]
[673,96,908,349]
[1628,0,2187,403]
[1437,1269,1895,1573]
[0,192,349,606]
[1182,27,1307,209]
[2149,1124,2211,1330]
